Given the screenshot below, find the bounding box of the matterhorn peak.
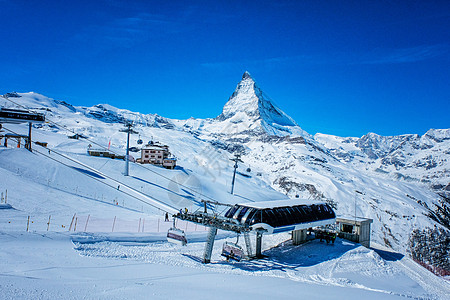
[216,72,309,137]
[242,71,252,80]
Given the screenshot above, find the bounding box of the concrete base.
[292,229,308,245]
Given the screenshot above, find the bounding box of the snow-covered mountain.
[1,73,449,254]
[1,73,450,299]
[215,71,308,137]
[315,130,450,195]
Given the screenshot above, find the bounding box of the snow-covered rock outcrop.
[213,71,309,138]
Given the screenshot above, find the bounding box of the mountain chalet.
[137,143,176,169]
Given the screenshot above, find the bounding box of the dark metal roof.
[225,202,336,229]
[0,108,45,124]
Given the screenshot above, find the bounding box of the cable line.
[2,126,179,214]
[1,96,225,204]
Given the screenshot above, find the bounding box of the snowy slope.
[1,75,449,299]
[1,79,447,252]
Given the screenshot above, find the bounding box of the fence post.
[68,213,76,231]
[112,216,116,232]
[142,218,145,233]
[26,216,30,232]
[138,218,141,233]
[74,217,78,231]
[84,214,90,232]
[157,218,160,233]
[47,215,51,231]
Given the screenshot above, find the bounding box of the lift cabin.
[167,227,187,246]
[166,219,187,246]
[224,199,336,234]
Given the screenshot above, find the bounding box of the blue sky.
[1,0,449,137]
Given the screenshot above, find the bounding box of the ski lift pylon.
[167,219,187,246]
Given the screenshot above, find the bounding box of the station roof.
[336,216,373,224]
[142,145,167,150]
[238,199,327,209]
[88,149,110,153]
[2,133,29,138]
[0,108,45,124]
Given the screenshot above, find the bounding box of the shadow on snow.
[221,238,359,272]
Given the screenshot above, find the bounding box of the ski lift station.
[0,108,45,151]
[171,199,337,263]
[336,216,373,247]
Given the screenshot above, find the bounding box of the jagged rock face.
[315,129,450,195]
[215,72,307,138]
[357,132,421,159]
[219,71,295,125]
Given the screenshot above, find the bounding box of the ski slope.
[1,141,449,299]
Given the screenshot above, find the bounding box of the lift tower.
[230,154,243,194]
[120,122,138,176]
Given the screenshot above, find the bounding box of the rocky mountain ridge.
[315,129,450,195]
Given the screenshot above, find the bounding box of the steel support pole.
[230,154,242,194]
[231,163,237,194]
[124,127,130,176]
[244,232,253,258]
[27,122,32,152]
[203,227,217,264]
[256,231,263,258]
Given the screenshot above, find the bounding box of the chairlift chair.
[221,235,244,262]
[166,219,187,246]
[137,134,143,145]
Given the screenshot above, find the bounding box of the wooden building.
[87,149,125,160]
